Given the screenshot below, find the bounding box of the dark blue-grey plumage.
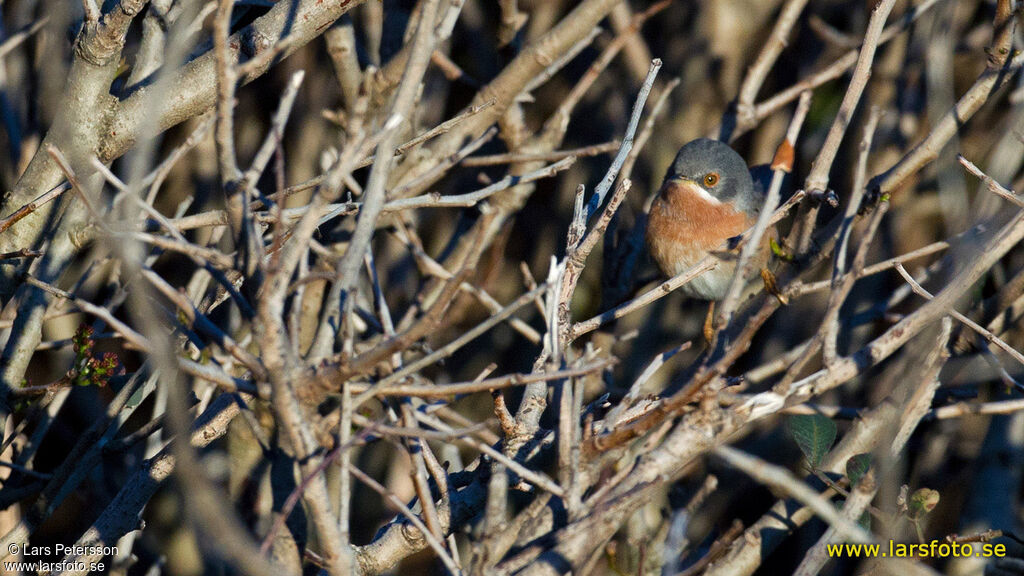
[665,138,761,214]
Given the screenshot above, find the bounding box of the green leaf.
[908,488,940,519]
[846,453,872,486]
[770,238,794,261]
[787,414,837,468]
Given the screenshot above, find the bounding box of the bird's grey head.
[665,138,758,213]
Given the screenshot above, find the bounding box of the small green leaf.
[846,453,872,486]
[770,238,794,261]
[787,414,837,468]
[908,488,940,519]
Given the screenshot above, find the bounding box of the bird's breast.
[646,180,761,299]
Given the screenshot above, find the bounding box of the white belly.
[669,257,734,301]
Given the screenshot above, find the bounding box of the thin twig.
[958,155,1024,208]
[895,263,1024,368]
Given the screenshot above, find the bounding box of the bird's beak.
[660,175,690,193]
[664,175,694,186]
[659,176,721,205]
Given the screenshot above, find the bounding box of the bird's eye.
[703,173,720,187]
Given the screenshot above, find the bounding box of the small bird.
[646,138,774,340]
